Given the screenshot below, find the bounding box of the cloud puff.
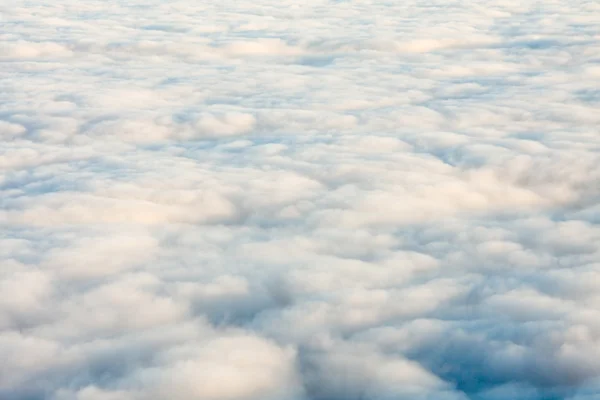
[1,0,600,400]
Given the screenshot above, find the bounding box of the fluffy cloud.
[1,0,599,399]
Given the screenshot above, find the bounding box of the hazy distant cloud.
[1,0,600,399]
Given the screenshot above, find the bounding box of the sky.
[1,0,600,399]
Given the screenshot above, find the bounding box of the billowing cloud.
[1,0,600,399]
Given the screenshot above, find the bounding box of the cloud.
[140,334,301,400]
[1,0,600,399]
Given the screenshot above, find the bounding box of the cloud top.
[1,0,599,399]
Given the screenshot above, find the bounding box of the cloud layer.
[2,0,600,399]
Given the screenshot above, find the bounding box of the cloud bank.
[1,0,600,399]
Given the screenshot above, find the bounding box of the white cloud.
[1,0,600,399]
[141,335,301,400]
